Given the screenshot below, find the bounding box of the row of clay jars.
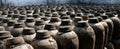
[0,10,118,49]
[72,14,115,49]
[0,18,78,49]
[0,15,112,49]
[106,13,120,49]
[0,28,58,49]
[87,15,114,49]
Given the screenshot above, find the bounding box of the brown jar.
[98,16,109,46]
[74,21,95,49]
[89,18,105,49]
[100,15,114,42]
[56,26,79,49]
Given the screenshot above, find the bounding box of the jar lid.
[6,37,25,46]
[73,17,83,22]
[18,15,26,20]
[61,16,71,19]
[59,26,73,32]
[25,18,35,22]
[60,19,73,26]
[36,30,50,39]
[7,20,17,26]
[0,31,12,39]
[50,17,61,22]
[88,18,99,23]
[44,23,56,30]
[100,15,109,19]
[35,20,45,26]
[14,23,25,28]
[22,28,36,35]
[33,14,40,18]
[76,21,89,27]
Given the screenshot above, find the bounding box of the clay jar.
[25,17,35,28]
[11,23,24,37]
[32,14,41,21]
[18,15,26,23]
[56,26,79,49]
[5,37,34,49]
[22,28,36,44]
[1,18,9,28]
[49,17,61,28]
[44,23,58,38]
[60,19,74,29]
[41,17,51,24]
[6,20,17,31]
[73,17,83,25]
[0,26,5,31]
[12,14,19,21]
[34,20,45,31]
[74,21,95,49]
[31,30,58,49]
[107,13,120,40]
[106,42,114,49]
[98,16,109,46]
[100,15,114,42]
[107,13,120,49]
[0,41,6,49]
[89,18,105,49]
[0,31,13,41]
